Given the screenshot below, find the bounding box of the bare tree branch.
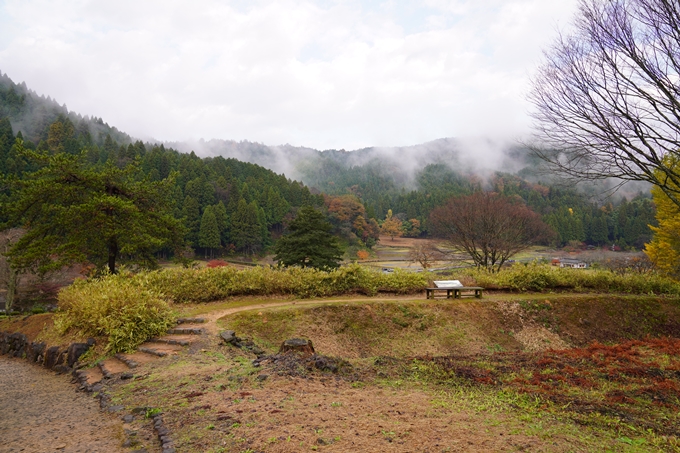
[529,0,680,208]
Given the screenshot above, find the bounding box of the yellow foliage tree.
[380,209,403,241]
[645,158,680,278]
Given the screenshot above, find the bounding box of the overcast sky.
[0,0,578,150]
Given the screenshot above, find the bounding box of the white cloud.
[0,0,578,150]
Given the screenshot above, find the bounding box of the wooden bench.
[426,280,484,299]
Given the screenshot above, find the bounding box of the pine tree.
[212,201,229,246]
[231,198,263,254]
[182,196,201,247]
[198,206,220,258]
[4,145,184,273]
[273,206,343,270]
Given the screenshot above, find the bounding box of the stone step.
[138,347,168,357]
[137,343,184,357]
[148,338,190,346]
[78,366,104,386]
[99,357,131,378]
[177,317,207,324]
[114,353,138,369]
[167,327,205,335]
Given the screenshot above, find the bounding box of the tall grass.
[459,263,680,295]
[143,263,429,303]
[55,273,176,353]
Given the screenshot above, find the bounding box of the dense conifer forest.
[0,71,657,261]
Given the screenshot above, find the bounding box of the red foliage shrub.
[207,260,229,268]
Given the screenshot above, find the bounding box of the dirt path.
[0,356,125,453]
[195,296,421,335]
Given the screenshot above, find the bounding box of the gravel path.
[0,356,125,453]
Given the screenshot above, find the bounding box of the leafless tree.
[429,193,555,272]
[529,0,680,208]
[408,240,444,269]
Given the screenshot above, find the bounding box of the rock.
[44,346,63,369]
[53,365,71,374]
[313,356,338,372]
[26,342,46,363]
[279,338,315,356]
[256,374,269,381]
[220,330,238,345]
[122,414,135,423]
[67,342,91,367]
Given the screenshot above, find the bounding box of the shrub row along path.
[0,356,125,453]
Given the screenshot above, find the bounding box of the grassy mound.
[221,295,680,359]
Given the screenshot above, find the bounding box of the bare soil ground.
[0,356,127,453]
[3,293,679,452]
[107,294,680,452]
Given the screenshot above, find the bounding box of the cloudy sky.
[0,0,578,150]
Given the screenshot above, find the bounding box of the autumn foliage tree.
[645,157,680,278]
[381,209,403,241]
[429,192,555,272]
[325,194,380,247]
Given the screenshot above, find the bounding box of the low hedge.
[143,264,429,303]
[459,263,680,295]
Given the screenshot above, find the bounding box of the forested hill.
[172,137,656,250]
[0,71,131,146]
[0,72,320,259]
[0,71,657,253]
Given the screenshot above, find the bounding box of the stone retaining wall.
[0,330,93,374]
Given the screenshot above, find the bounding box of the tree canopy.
[529,0,680,208]
[645,156,680,278]
[429,192,555,272]
[3,143,185,273]
[273,205,344,270]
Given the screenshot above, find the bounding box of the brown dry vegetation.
[106,295,680,452]
[4,293,680,452]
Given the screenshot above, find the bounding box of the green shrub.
[457,263,680,295]
[55,273,176,353]
[140,263,428,303]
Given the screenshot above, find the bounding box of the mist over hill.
[0,70,656,250]
[0,71,132,147]
[166,136,536,193]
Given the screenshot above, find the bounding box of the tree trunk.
[108,237,118,274]
[6,264,18,312]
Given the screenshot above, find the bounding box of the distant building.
[552,258,588,268]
